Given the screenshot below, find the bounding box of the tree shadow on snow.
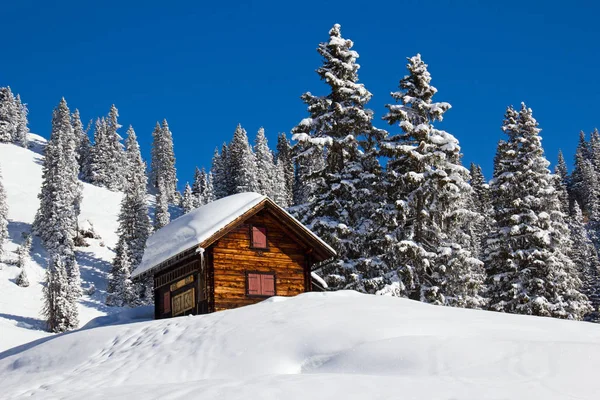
[6,220,32,244]
[0,313,46,331]
[75,250,113,314]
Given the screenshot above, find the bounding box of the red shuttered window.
[251,226,267,249]
[246,272,276,297]
[163,292,171,313]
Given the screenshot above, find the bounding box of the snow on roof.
[131,192,335,278]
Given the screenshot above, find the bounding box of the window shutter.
[252,226,267,249]
[163,292,171,313]
[261,274,275,296]
[247,273,261,295]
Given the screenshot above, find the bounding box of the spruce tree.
[254,127,276,198]
[34,98,81,330]
[16,234,32,287]
[211,147,228,199]
[205,172,215,203]
[469,163,491,258]
[0,87,18,143]
[272,159,288,206]
[192,167,210,206]
[554,151,571,214]
[570,201,600,319]
[276,133,295,207]
[182,183,195,213]
[0,166,8,260]
[105,105,126,190]
[571,131,590,209]
[43,255,79,332]
[150,120,177,201]
[228,124,259,194]
[485,103,590,319]
[380,54,483,307]
[291,24,388,292]
[106,241,135,307]
[107,126,151,306]
[154,177,170,230]
[14,94,29,148]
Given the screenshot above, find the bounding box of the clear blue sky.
[3,0,600,188]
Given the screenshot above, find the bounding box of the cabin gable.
[210,210,309,311]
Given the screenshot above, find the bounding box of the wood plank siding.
[211,209,310,311]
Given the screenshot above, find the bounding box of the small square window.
[251,226,267,249]
[246,272,276,297]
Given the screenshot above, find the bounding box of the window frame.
[249,225,269,250]
[245,270,276,298]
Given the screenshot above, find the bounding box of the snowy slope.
[0,136,124,352]
[0,291,599,399]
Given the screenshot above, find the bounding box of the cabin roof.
[131,193,336,279]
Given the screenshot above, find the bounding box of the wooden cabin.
[130,192,336,319]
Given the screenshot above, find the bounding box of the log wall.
[211,210,308,311]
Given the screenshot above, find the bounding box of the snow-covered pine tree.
[485,103,590,319]
[107,126,151,305]
[292,142,325,206]
[272,159,288,206]
[154,177,170,230]
[569,201,600,319]
[72,110,92,181]
[254,127,275,198]
[205,172,215,203]
[16,234,32,287]
[571,131,590,210]
[89,117,111,187]
[43,254,79,332]
[211,147,228,199]
[291,24,388,292]
[276,132,294,207]
[34,98,81,330]
[14,94,29,148]
[228,124,259,194]
[192,167,203,207]
[0,166,8,260]
[106,241,135,307]
[0,87,18,143]
[182,183,195,213]
[150,120,178,201]
[380,54,484,307]
[105,105,126,190]
[469,163,491,257]
[554,151,571,214]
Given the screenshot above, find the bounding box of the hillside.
[0,291,599,399]
[0,136,125,351]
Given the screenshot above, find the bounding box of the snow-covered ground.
[0,136,124,352]
[0,291,599,399]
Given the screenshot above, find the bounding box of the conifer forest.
[2,24,600,333]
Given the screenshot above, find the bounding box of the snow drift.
[1,291,599,399]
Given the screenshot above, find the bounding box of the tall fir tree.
[0,87,18,143]
[107,126,151,306]
[72,110,92,179]
[291,24,388,292]
[570,131,590,211]
[381,54,484,307]
[0,166,8,260]
[43,255,79,332]
[211,147,228,199]
[34,98,81,331]
[228,124,259,194]
[569,201,600,319]
[16,234,32,287]
[205,172,215,203]
[469,163,491,258]
[150,120,178,201]
[276,132,295,207]
[14,94,29,148]
[154,177,171,230]
[485,103,590,319]
[182,183,195,213]
[254,127,276,198]
[554,151,571,214]
[192,167,210,206]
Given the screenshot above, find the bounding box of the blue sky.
[3,1,600,188]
